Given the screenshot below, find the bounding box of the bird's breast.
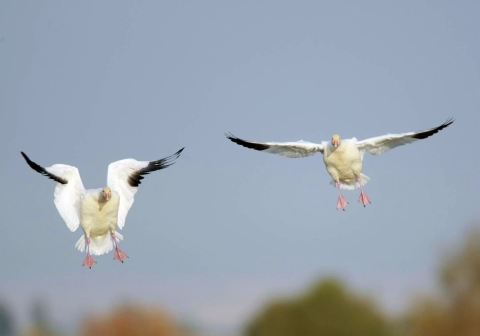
[323,143,362,176]
[80,191,120,236]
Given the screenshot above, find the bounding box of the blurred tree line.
[4,225,480,336]
[245,226,480,336]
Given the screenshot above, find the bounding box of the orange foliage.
[81,304,183,336]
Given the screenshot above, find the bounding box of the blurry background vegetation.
[2,224,480,336]
[245,278,392,336]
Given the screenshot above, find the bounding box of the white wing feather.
[21,152,85,232]
[355,134,420,156]
[225,133,324,158]
[107,148,184,230]
[107,159,148,230]
[46,165,86,231]
[355,118,454,157]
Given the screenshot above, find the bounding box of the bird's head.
[102,187,112,201]
[331,134,341,148]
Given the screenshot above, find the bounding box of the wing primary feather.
[411,117,455,140]
[127,147,185,187]
[20,152,68,184]
[224,132,270,151]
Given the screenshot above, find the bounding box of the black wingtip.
[168,147,185,163]
[20,151,68,184]
[175,147,185,155]
[440,117,455,128]
[224,132,235,142]
[166,147,185,162]
[411,117,455,140]
[21,151,40,172]
[224,132,235,139]
[224,132,270,151]
[127,147,185,187]
[20,151,31,163]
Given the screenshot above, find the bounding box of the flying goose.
[225,118,453,210]
[21,148,185,268]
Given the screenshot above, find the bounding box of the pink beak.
[105,193,110,200]
[333,140,338,148]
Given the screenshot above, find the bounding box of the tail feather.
[330,173,370,190]
[75,232,124,256]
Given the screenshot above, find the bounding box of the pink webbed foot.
[336,195,349,211]
[358,190,371,207]
[114,247,129,263]
[111,232,129,263]
[335,181,349,211]
[82,254,97,269]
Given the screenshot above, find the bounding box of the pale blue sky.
[1,1,479,334]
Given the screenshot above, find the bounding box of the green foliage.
[246,277,392,336]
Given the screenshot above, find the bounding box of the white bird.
[225,118,453,210]
[21,148,185,268]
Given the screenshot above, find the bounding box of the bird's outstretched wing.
[225,133,324,158]
[107,147,185,229]
[355,118,454,156]
[21,152,86,232]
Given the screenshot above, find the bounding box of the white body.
[323,139,368,190]
[75,189,123,256]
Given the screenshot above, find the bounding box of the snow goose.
[21,148,185,268]
[225,118,453,210]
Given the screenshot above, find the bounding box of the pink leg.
[82,237,97,269]
[357,177,371,207]
[336,181,349,211]
[111,232,128,263]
